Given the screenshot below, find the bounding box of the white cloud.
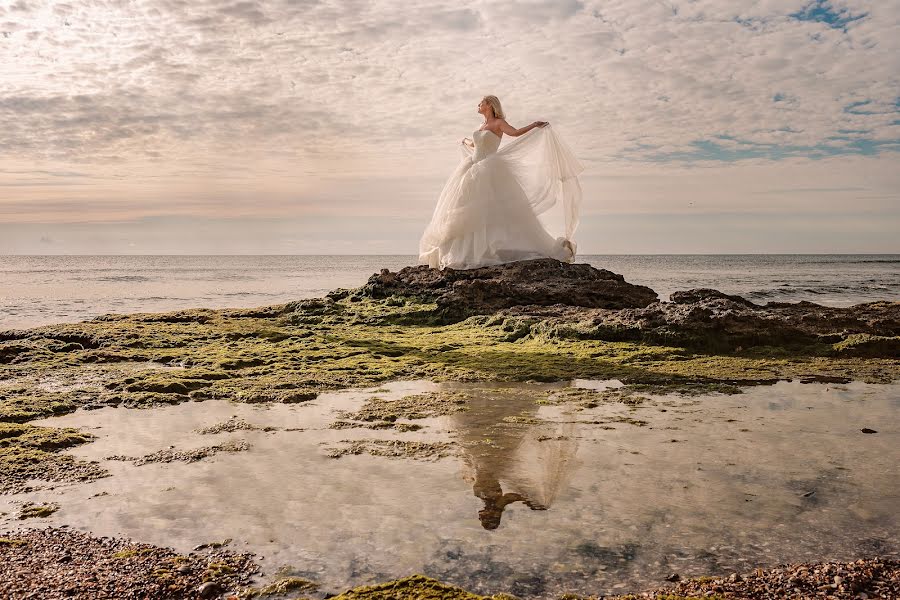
[0,0,897,252]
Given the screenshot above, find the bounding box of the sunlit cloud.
[0,0,897,252]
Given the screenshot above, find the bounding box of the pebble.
[645,557,900,600]
[0,528,258,599]
[198,581,224,598]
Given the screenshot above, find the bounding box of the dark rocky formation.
[505,293,900,355]
[349,259,899,355]
[355,258,659,318]
[669,287,758,307]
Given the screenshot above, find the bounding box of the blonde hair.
[482,95,504,119]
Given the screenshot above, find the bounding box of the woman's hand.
[533,121,549,128]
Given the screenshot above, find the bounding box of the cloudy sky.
[1,0,898,254]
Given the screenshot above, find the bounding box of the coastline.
[3,528,898,599]
[1,259,898,598]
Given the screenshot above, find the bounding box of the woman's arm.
[498,119,549,137]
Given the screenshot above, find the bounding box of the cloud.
[0,0,897,251]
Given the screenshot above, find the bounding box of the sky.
[1,0,898,255]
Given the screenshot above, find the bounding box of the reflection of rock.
[359,258,659,318]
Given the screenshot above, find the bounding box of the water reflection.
[5,379,898,598]
[449,385,578,530]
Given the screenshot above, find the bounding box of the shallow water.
[4,379,899,597]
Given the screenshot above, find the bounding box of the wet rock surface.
[107,440,250,466]
[336,559,900,600]
[337,390,471,422]
[356,258,660,317]
[0,422,108,495]
[194,416,277,435]
[17,502,59,520]
[324,439,456,461]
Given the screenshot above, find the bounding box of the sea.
[1,254,898,330]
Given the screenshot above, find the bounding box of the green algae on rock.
[240,576,319,598]
[107,440,250,466]
[2,271,898,434]
[330,574,492,600]
[0,537,27,546]
[17,501,59,519]
[0,422,107,494]
[195,416,277,435]
[337,390,471,423]
[329,420,425,432]
[324,439,456,461]
[0,259,897,501]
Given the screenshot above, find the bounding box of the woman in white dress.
[418,95,584,271]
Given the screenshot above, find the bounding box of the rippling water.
[1,254,898,329]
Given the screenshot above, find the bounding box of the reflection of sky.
[1,1,898,253]
[6,379,899,598]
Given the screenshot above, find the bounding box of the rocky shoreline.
[1,527,898,599]
[1,259,898,598]
[358,260,900,354]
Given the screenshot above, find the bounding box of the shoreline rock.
[355,259,900,355]
[357,258,660,318]
[501,293,900,355]
[1,527,898,599]
[0,528,258,599]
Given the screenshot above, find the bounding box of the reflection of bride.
[418,95,584,271]
[449,385,578,530]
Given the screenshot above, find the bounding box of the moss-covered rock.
[1,289,897,437]
[330,574,490,599]
[241,576,319,598]
[0,263,896,500]
[0,423,106,494]
[17,501,59,519]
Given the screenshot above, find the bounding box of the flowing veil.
[503,421,579,508]
[459,124,584,247]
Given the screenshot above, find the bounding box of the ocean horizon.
[2,253,898,330]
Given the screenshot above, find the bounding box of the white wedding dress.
[418,124,584,270]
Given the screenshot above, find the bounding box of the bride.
[418,95,584,271]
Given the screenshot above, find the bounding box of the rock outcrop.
[354,258,659,318]
[351,260,899,356]
[504,291,900,355]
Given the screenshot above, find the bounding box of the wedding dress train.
[418,124,584,270]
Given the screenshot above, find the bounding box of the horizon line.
[2,253,899,258]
